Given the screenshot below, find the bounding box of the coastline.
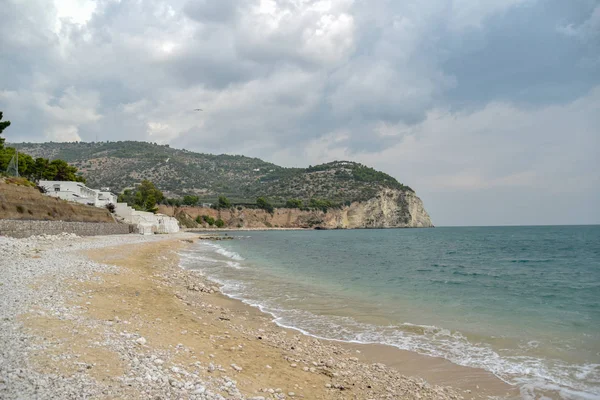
[1,233,516,399]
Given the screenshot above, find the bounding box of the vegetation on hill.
[0,112,10,148]
[0,112,85,183]
[13,141,414,206]
[117,179,164,213]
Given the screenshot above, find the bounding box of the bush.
[217,196,231,209]
[202,215,215,226]
[256,197,274,213]
[105,203,116,213]
[182,195,199,206]
[285,198,303,208]
[215,218,225,228]
[16,205,24,213]
[195,215,203,224]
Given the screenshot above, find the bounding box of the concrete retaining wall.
[0,219,136,238]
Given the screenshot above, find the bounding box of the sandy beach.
[0,233,518,399]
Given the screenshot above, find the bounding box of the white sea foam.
[212,276,600,399]
[181,242,600,400]
[201,242,245,261]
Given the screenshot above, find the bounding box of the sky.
[0,0,598,226]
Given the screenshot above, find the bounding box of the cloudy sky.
[1,0,598,226]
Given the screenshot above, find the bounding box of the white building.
[39,181,117,208]
[40,181,98,206]
[114,203,179,235]
[94,190,118,207]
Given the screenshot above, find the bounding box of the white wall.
[114,203,179,234]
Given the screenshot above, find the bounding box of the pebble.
[0,233,464,400]
[135,337,147,345]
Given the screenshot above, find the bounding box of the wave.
[201,242,245,261]
[180,242,600,399]
[210,275,599,400]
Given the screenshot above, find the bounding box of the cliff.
[159,188,433,229]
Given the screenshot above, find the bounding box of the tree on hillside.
[217,195,231,209]
[285,199,303,209]
[118,179,164,213]
[182,195,199,206]
[0,111,10,149]
[256,197,274,213]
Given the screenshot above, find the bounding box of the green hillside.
[12,141,412,205]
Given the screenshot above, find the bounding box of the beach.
[0,232,516,400]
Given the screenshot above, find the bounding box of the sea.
[179,226,600,399]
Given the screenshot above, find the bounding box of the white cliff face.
[169,189,433,229]
[340,189,433,229]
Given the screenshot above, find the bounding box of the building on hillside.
[114,203,179,234]
[38,181,117,208]
[94,190,118,207]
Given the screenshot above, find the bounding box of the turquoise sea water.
[179,226,600,399]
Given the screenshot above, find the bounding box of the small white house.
[39,181,117,208]
[39,181,99,206]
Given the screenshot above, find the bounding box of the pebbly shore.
[0,233,493,399]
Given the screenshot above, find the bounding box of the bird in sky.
[194,108,203,111]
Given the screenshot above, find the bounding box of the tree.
[182,195,199,206]
[118,180,164,213]
[285,199,303,209]
[0,111,10,150]
[202,215,215,226]
[215,218,225,228]
[217,196,231,209]
[256,197,274,213]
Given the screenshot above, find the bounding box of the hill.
[12,141,413,206]
[0,177,114,223]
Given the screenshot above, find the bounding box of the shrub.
[105,203,116,213]
[215,218,225,228]
[202,215,215,226]
[285,198,303,208]
[16,205,24,213]
[195,215,202,224]
[256,197,274,213]
[217,196,231,209]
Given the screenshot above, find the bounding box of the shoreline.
[1,233,517,399]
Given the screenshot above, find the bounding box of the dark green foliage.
[215,218,225,228]
[106,203,116,213]
[0,111,10,149]
[0,115,84,183]
[285,199,303,208]
[217,196,231,209]
[309,198,336,212]
[11,142,415,204]
[166,198,182,207]
[201,215,216,226]
[256,197,274,213]
[118,180,164,213]
[182,195,199,206]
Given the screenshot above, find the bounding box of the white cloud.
[557,4,600,40]
[46,125,82,142]
[1,0,598,225]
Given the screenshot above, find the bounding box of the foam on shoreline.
[182,239,599,400]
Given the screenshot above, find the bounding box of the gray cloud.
[0,0,598,225]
